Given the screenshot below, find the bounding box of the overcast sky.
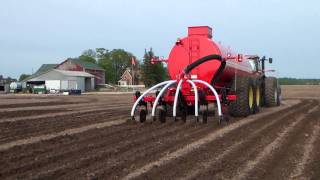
[0,0,319,79]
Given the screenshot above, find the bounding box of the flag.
[131,57,136,66]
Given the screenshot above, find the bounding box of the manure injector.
[131,26,281,123]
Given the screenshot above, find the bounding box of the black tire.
[181,109,187,122]
[158,108,166,123]
[165,105,173,117]
[277,81,281,106]
[253,78,262,113]
[264,77,280,107]
[229,76,254,117]
[139,109,147,123]
[200,105,208,123]
[202,110,208,123]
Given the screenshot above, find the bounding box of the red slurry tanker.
[131,26,281,123]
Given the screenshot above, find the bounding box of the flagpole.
[132,57,134,86]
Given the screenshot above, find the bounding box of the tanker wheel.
[157,106,166,123]
[165,105,173,117]
[253,78,262,113]
[181,108,187,123]
[139,109,147,123]
[199,105,208,123]
[264,77,281,107]
[229,76,254,117]
[201,108,208,124]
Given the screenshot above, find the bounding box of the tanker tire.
[139,109,147,123]
[229,76,254,117]
[202,110,208,124]
[157,107,166,123]
[181,109,187,123]
[165,105,173,117]
[200,105,208,124]
[264,77,280,107]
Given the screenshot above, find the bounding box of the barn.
[23,68,95,93]
[22,60,101,93]
[56,58,105,85]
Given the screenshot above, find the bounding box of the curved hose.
[183,54,225,86]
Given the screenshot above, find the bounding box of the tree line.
[78,48,168,86]
[19,48,168,87]
[278,78,320,85]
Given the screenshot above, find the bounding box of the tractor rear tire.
[229,76,254,117]
[264,77,281,107]
[253,78,262,113]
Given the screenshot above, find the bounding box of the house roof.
[22,64,58,82]
[68,58,104,71]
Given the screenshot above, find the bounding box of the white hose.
[187,80,198,117]
[173,80,184,117]
[130,80,175,117]
[151,81,177,117]
[192,79,222,116]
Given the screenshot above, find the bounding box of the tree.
[141,48,167,87]
[79,49,97,64]
[98,49,134,84]
[19,74,30,81]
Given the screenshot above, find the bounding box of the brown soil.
[0,86,319,180]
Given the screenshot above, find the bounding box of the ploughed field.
[0,85,320,180]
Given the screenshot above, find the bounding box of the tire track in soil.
[0,101,129,112]
[252,104,320,180]
[58,123,218,180]
[0,107,130,144]
[3,122,211,179]
[0,121,179,178]
[0,109,68,119]
[122,100,304,180]
[0,122,175,171]
[0,117,128,152]
[231,103,319,180]
[0,103,130,123]
[135,100,314,180]
[302,115,320,179]
[0,101,77,111]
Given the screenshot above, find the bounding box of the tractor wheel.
[264,77,281,107]
[229,76,255,117]
[253,78,262,113]
[139,109,147,123]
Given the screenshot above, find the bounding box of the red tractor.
[131,26,281,123]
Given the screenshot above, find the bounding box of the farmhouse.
[118,69,133,86]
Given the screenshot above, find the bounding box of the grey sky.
[0,0,319,79]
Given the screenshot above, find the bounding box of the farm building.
[0,75,16,92]
[22,59,102,93]
[23,68,95,93]
[56,58,105,85]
